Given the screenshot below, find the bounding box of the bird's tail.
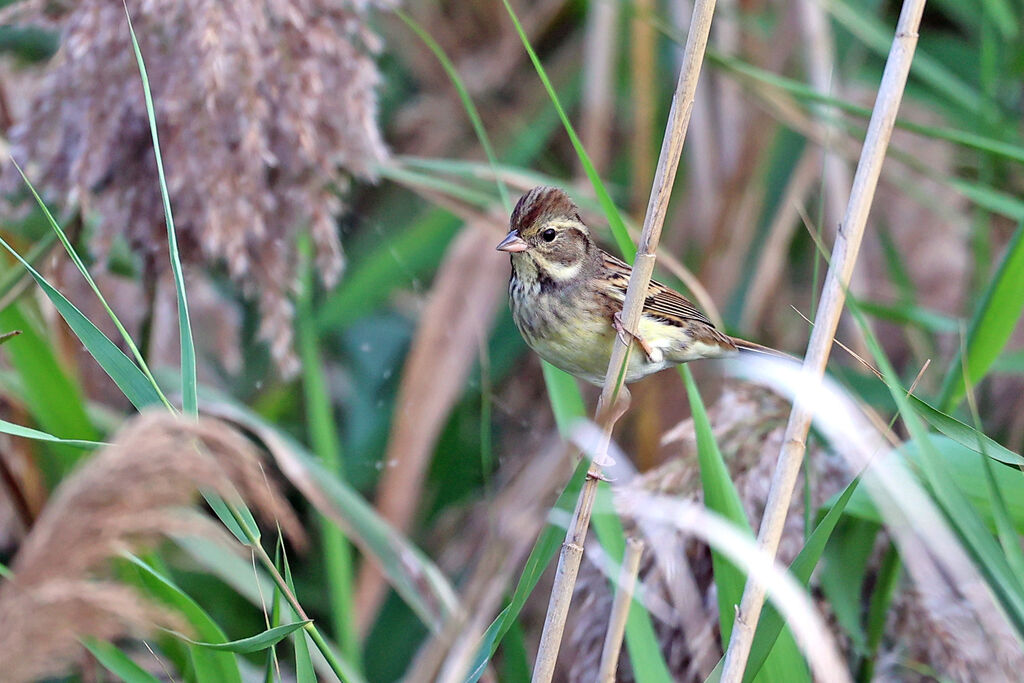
[728,336,798,361]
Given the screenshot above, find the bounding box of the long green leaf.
[849,302,1024,641]
[938,220,1024,410]
[124,7,197,415]
[0,236,163,410]
[166,621,311,654]
[11,160,172,410]
[682,366,808,682]
[909,395,1024,467]
[125,553,243,683]
[501,0,633,259]
[742,476,862,682]
[463,461,589,683]
[296,235,358,665]
[0,418,103,449]
[83,638,162,683]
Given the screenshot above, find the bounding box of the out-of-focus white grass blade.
[727,355,1024,664]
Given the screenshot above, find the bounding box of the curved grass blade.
[501,0,633,259]
[909,394,1024,467]
[938,220,1024,411]
[123,5,196,415]
[397,9,511,212]
[0,418,104,449]
[462,461,589,683]
[82,638,162,683]
[0,236,163,410]
[125,553,243,683]
[165,621,311,654]
[741,476,862,682]
[11,160,172,411]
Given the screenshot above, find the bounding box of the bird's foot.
[613,311,659,362]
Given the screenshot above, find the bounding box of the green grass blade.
[397,10,511,212]
[0,237,164,410]
[296,236,358,665]
[541,362,587,435]
[11,160,172,410]
[462,461,589,683]
[82,638,163,683]
[848,300,1024,639]
[938,220,1024,410]
[682,366,808,682]
[125,553,243,683]
[742,476,863,682]
[166,621,311,654]
[0,418,104,449]
[681,367,750,633]
[501,0,633,259]
[279,537,317,683]
[908,394,1024,467]
[857,544,900,681]
[0,303,100,473]
[123,6,197,415]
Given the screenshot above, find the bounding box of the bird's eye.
[542,228,557,242]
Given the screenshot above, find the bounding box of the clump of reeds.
[0,0,390,373]
[0,411,299,682]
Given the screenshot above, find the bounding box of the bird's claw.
[613,311,657,361]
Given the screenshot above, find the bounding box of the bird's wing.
[600,251,716,328]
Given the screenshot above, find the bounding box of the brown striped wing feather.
[599,252,715,328]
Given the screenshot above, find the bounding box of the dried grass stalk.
[531,1,719,679]
[1,0,390,374]
[720,2,928,678]
[596,536,644,682]
[0,411,299,682]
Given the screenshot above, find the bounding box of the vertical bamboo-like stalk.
[597,537,645,682]
[719,1,928,680]
[531,1,719,679]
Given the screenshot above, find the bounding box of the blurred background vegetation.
[1,0,1023,680]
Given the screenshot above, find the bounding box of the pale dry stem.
[531,1,719,679]
[596,536,644,682]
[719,2,928,679]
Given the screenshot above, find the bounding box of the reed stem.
[530,1,719,679]
[719,1,927,679]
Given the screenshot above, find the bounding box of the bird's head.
[496,186,595,282]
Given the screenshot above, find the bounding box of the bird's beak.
[495,230,529,253]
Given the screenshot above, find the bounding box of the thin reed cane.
[597,537,644,682]
[719,1,928,679]
[530,1,718,679]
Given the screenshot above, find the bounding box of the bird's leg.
[613,311,658,362]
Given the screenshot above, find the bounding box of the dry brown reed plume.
[0,411,300,682]
[0,0,390,374]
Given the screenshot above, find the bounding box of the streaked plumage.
[497,186,740,385]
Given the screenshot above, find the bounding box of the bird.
[496,186,774,386]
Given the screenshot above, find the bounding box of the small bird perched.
[496,186,768,385]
